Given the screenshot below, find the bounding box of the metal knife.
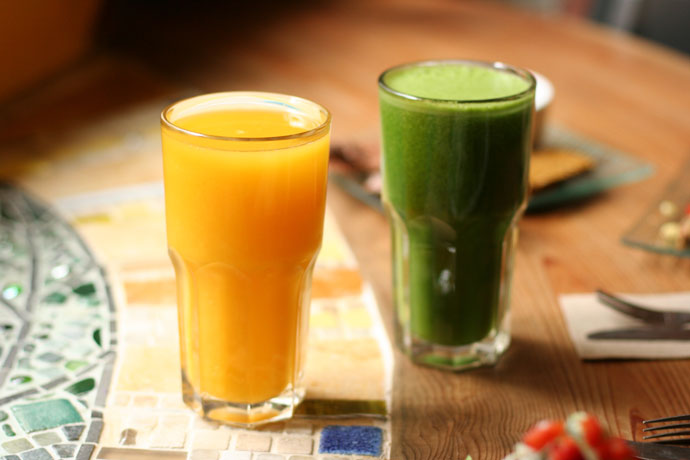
[588,328,690,340]
[627,441,690,460]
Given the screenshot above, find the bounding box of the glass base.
[181,372,305,427]
[400,330,511,371]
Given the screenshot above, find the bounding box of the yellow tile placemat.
[55,184,393,459]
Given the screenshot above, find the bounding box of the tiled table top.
[0,104,393,460]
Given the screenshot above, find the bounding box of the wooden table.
[2,1,690,458]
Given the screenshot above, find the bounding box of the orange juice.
[161,92,330,424]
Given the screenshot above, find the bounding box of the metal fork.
[643,415,690,445]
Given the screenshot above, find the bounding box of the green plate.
[527,125,653,211]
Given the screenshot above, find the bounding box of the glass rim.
[160,91,332,142]
[378,59,536,104]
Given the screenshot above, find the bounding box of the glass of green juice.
[378,60,535,370]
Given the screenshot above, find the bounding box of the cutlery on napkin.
[588,290,690,340]
[558,291,690,360]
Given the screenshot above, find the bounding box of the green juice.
[379,61,534,366]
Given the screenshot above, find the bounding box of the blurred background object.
[503,0,690,54]
[0,0,103,104]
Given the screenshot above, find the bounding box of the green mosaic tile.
[2,284,22,300]
[1,438,32,454]
[3,455,20,460]
[11,399,83,433]
[2,424,15,437]
[36,353,62,364]
[9,376,31,385]
[0,412,8,422]
[64,379,94,396]
[64,361,88,372]
[43,292,67,304]
[92,330,101,347]
[72,284,96,297]
[31,432,61,447]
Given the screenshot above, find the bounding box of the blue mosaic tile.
[11,400,83,433]
[318,425,383,457]
[19,448,52,460]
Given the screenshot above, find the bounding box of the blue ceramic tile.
[11,400,83,433]
[318,425,383,457]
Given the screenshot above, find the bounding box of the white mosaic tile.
[192,429,231,450]
[275,437,313,455]
[234,433,272,452]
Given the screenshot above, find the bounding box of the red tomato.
[603,437,635,460]
[548,436,585,460]
[582,414,604,448]
[523,420,565,450]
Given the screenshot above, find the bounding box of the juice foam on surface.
[384,63,530,101]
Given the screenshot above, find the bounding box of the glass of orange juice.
[160,92,331,426]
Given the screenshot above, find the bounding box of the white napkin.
[559,291,690,360]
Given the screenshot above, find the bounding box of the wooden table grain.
[2,1,690,458]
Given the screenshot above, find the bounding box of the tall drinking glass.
[161,92,331,425]
[378,60,535,370]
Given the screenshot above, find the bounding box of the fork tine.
[644,415,690,424]
[643,430,690,440]
[643,422,690,432]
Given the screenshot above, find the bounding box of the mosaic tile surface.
[55,185,392,459]
[1,102,393,459]
[0,184,116,459]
